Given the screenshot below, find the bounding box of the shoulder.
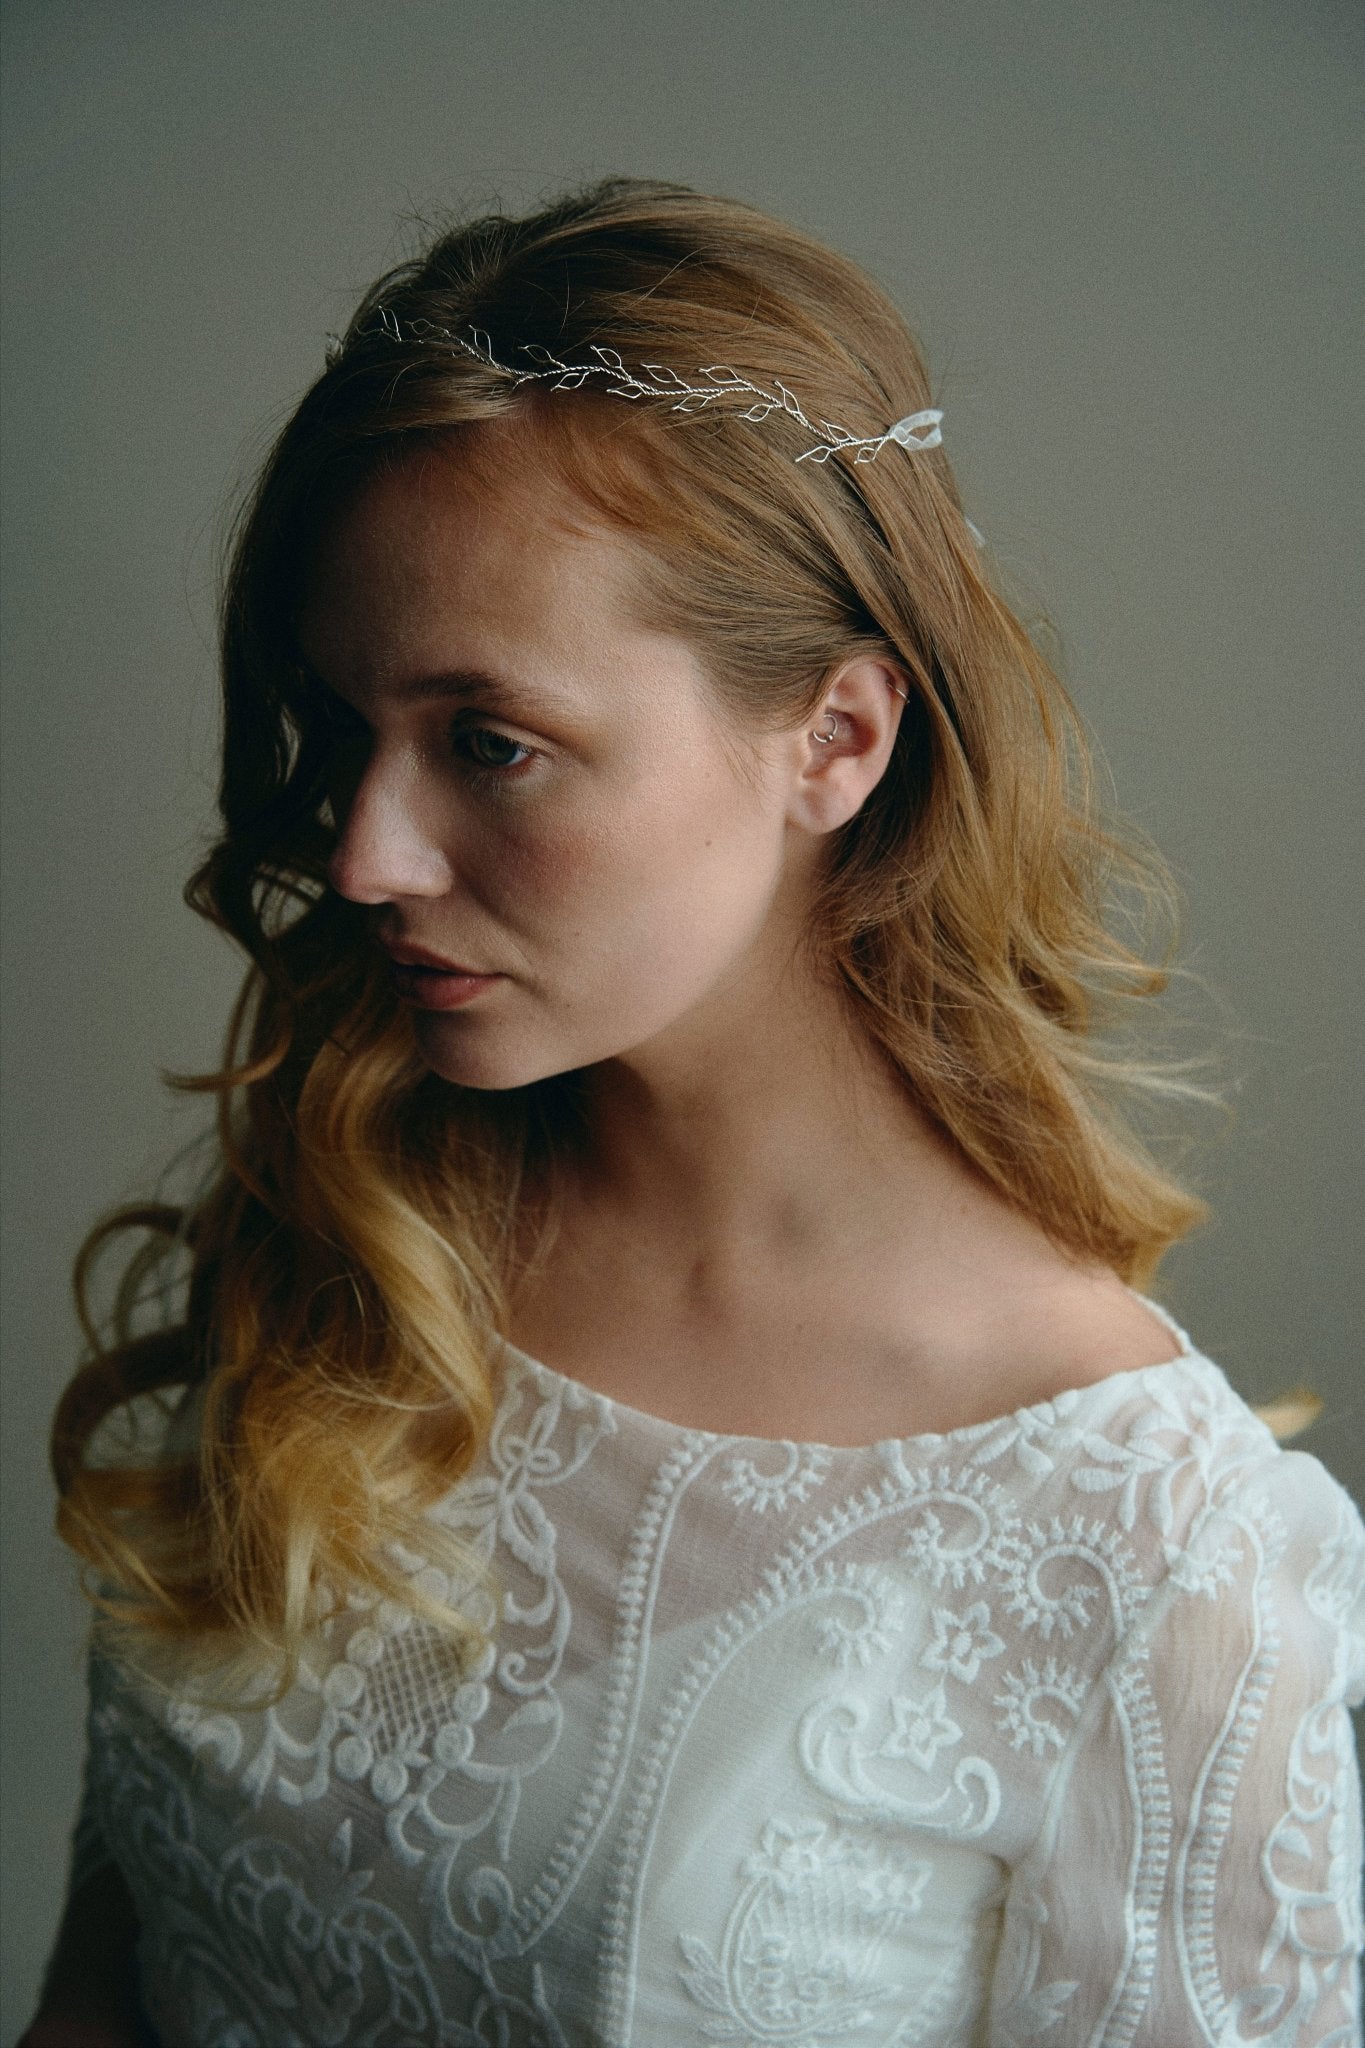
[986,1349,1365,2043]
[1021,1274,1190,1393]
[1189,1429,1365,1691]
[958,1303,1363,1629]
[928,1266,1194,1432]
[1039,1333,1365,1702]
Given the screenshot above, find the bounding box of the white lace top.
[74,1304,1365,2046]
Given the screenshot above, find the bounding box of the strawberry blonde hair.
[53,176,1225,1680]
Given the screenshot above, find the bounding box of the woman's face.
[297,436,824,1092]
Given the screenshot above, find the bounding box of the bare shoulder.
[976,1263,1184,1407]
[878,1146,1188,1424]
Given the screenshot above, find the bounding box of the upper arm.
[988,1450,1365,2045]
[23,1681,149,2045]
[29,1859,147,2040]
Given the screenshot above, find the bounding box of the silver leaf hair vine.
[347,308,947,469]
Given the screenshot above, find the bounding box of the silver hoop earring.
[811,711,840,746]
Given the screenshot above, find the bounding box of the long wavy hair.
[53,176,1245,1682]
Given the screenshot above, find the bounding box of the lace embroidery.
[879,1681,963,1771]
[958,1390,1087,1479]
[89,1690,453,2046]
[811,1566,908,1671]
[920,1600,1006,1684]
[996,1515,1147,1641]
[678,1816,930,2042]
[722,1443,833,1513]
[1176,1488,1365,2044]
[992,1660,1088,1759]
[74,1351,1365,2045]
[988,1881,1081,2046]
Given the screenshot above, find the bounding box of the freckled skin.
[299,439,831,1096]
[298,434,1180,1439]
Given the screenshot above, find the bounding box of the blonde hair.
[54,177,1242,1680]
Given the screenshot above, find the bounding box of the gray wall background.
[2,0,1361,2030]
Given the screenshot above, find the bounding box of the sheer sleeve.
[987,1445,1365,2046]
[67,1659,118,1899]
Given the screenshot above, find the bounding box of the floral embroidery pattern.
[921,1600,1006,1683]
[87,1688,453,2046]
[76,1346,1365,2046]
[678,1816,929,2042]
[959,1389,1086,1479]
[880,1682,963,1771]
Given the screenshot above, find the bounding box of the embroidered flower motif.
[1064,1375,1262,1539]
[741,1815,830,1892]
[959,1390,1085,1478]
[853,1859,931,1923]
[722,1442,832,1514]
[680,1817,927,2038]
[879,1681,963,1770]
[921,1600,1006,1683]
[811,1568,907,1670]
[993,1658,1088,1758]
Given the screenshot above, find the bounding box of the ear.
[785,655,908,837]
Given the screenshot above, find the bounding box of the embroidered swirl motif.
[75,1349,1365,2044]
[992,1659,1088,1758]
[811,1566,909,1671]
[722,1443,833,1514]
[153,1362,622,1962]
[87,1687,451,2047]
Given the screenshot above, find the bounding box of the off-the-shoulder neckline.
[495,1292,1218,1457]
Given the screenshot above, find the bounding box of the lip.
[381,940,491,974]
[380,941,504,1013]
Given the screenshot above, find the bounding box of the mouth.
[381,943,504,1011]
[382,941,489,973]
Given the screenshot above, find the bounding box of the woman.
[29,178,1364,2044]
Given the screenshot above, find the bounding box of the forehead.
[296,435,654,700]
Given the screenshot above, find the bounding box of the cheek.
[516,772,781,999]
[410,774,787,1087]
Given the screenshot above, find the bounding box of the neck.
[541,948,976,1296]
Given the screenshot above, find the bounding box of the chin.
[412,1012,581,1094]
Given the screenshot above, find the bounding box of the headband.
[345,310,946,471]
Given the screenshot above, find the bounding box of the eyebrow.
[396,666,537,707]
[305,662,580,719]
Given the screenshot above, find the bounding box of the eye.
[453,724,536,777]
[315,694,371,810]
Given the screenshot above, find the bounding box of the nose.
[326,753,453,905]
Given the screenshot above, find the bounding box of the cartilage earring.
[811,711,840,746]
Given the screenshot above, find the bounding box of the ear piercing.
[811,678,909,746]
